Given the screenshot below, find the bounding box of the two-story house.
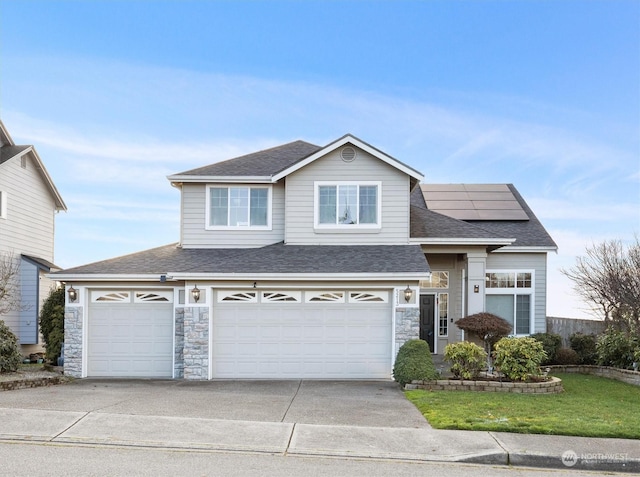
[55,134,556,379]
[0,120,67,355]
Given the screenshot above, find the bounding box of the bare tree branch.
[561,236,640,329]
[0,252,24,316]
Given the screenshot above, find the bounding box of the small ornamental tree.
[39,286,65,363]
[455,313,512,367]
[0,319,22,373]
[393,339,438,387]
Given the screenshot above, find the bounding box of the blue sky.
[1,0,638,319]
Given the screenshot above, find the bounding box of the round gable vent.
[340,146,357,162]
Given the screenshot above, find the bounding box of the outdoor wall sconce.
[403,285,413,303]
[191,285,201,303]
[474,284,480,293]
[67,285,77,303]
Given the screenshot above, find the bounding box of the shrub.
[444,341,487,379]
[493,336,547,381]
[39,286,65,363]
[393,339,438,387]
[569,333,598,365]
[596,328,639,369]
[0,319,22,373]
[554,348,580,365]
[531,332,562,365]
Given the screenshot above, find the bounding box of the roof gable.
[272,134,423,182]
[167,134,424,184]
[0,120,67,211]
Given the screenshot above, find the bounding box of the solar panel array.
[420,184,529,221]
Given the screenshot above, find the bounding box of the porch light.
[191,285,201,303]
[67,285,77,303]
[403,285,413,303]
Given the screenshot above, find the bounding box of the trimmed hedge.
[393,339,438,387]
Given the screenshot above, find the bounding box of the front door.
[419,294,435,353]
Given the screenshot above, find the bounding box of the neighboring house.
[54,134,556,380]
[0,120,67,355]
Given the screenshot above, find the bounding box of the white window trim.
[313,181,382,230]
[437,292,449,337]
[205,185,272,230]
[485,269,535,335]
[0,191,6,219]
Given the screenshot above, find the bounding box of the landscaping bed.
[405,376,563,394]
[405,372,640,439]
[0,364,70,391]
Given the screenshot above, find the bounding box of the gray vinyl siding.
[181,182,285,248]
[284,148,410,245]
[485,252,548,334]
[19,259,39,344]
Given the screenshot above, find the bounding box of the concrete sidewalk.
[0,407,637,473]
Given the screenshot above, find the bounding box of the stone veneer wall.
[64,306,83,378]
[395,306,420,355]
[174,308,185,379]
[183,306,209,380]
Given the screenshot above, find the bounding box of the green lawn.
[405,373,640,439]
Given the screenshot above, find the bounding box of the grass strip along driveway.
[406,373,640,439]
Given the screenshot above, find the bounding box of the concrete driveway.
[0,379,430,428]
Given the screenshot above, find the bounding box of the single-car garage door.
[88,290,174,377]
[212,289,392,379]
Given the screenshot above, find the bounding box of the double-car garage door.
[87,288,392,379]
[212,289,392,379]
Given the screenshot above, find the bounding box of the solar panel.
[421,184,529,221]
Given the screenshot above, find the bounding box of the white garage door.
[212,289,392,379]
[88,290,174,378]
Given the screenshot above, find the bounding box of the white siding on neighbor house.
[180,182,286,248]
[485,252,548,334]
[284,148,410,245]
[0,153,57,348]
[0,153,56,260]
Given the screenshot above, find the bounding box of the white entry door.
[212,289,392,379]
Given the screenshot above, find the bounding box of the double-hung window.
[315,181,381,228]
[485,271,534,335]
[206,186,270,229]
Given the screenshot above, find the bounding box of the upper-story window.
[206,186,271,229]
[314,181,381,228]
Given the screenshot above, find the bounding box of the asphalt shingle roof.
[413,185,557,248]
[0,145,30,165]
[55,242,430,276]
[174,140,322,177]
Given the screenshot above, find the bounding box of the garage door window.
[91,290,173,304]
